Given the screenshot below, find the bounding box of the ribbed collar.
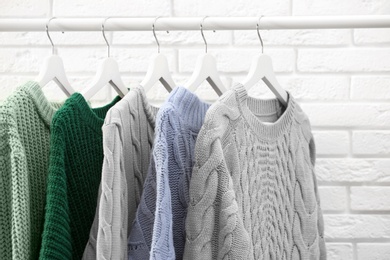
[167,87,210,133]
[22,81,63,127]
[70,93,121,134]
[234,83,296,141]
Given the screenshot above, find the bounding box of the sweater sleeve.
[150,110,175,260]
[0,106,30,260]
[127,155,157,260]
[95,122,126,260]
[309,136,327,259]
[39,119,72,260]
[0,107,12,260]
[184,128,250,260]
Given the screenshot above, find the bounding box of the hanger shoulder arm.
[263,73,288,106]
[82,57,128,100]
[185,53,226,96]
[140,53,175,93]
[36,55,75,96]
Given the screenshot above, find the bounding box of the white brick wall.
[1,0,390,259]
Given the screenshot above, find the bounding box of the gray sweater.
[82,86,158,260]
[184,84,326,260]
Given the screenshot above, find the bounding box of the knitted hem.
[233,83,296,142]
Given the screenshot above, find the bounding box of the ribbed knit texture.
[0,81,62,260]
[82,86,158,260]
[39,93,120,260]
[184,84,326,260]
[127,87,210,260]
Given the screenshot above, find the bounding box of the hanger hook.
[46,17,56,55]
[102,17,111,57]
[152,16,161,53]
[256,15,264,54]
[200,16,209,53]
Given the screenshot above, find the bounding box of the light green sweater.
[0,81,62,260]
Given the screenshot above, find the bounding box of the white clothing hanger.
[82,17,128,100]
[140,16,175,93]
[35,17,75,97]
[242,16,288,106]
[185,16,227,96]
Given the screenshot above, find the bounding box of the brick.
[56,47,106,73]
[319,187,347,211]
[173,0,290,16]
[357,243,390,260]
[53,0,170,16]
[0,48,49,73]
[113,31,153,45]
[282,77,350,100]
[113,30,232,45]
[230,76,350,101]
[112,48,177,74]
[351,76,390,100]
[57,47,176,73]
[316,159,390,183]
[351,187,390,210]
[0,0,49,17]
[353,131,390,155]
[234,29,351,46]
[300,103,390,128]
[0,32,47,45]
[0,31,109,46]
[313,131,349,156]
[178,49,294,73]
[354,29,390,44]
[0,76,32,102]
[326,243,353,260]
[297,49,390,72]
[293,0,390,15]
[324,215,390,239]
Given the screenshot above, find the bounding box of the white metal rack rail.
[0,16,390,32]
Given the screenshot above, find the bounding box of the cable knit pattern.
[184,84,326,260]
[82,86,158,260]
[0,81,62,260]
[127,87,210,260]
[39,93,120,260]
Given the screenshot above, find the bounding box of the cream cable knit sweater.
[184,84,326,260]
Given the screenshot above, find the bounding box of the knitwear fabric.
[0,81,62,260]
[127,87,210,260]
[82,86,159,260]
[184,84,326,260]
[39,93,120,260]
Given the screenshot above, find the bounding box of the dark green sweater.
[39,93,120,260]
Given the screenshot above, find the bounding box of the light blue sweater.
[127,87,210,260]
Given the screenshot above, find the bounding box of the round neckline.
[71,93,121,134]
[234,83,296,142]
[24,81,63,127]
